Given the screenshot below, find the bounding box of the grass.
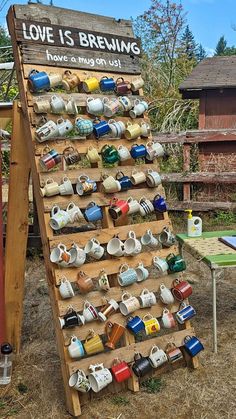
[111,395,130,406]
[141,377,165,393]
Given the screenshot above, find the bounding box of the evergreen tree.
[196,44,207,62]
[181,25,197,60]
[0,26,11,47]
[215,36,227,55]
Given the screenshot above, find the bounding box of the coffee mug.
[33,97,51,114]
[108,119,126,138]
[93,119,111,138]
[111,359,132,383]
[132,353,153,377]
[130,169,146,185]
[159,227,176,247]
[48,72,62,88]
[107,236,124,257]
[140,122,151,137]
[166,253,186,273]
[135,262,149,282]
[108,198,129,220]
[115,77,131,95]
[65,97,79,115]
[35,120,59,142]
[119,292,140,316]
[68,336,85,359]
[139,288,156,308]
[124,231,142,256]
[100,76,116,91]
[86,146,101,163]
[101,144,120,165]
[69,369,90,393]
[57,118,74,137]
[58,277,75,299]
[184,336,204,357]
[159,283,175,305]
[84,330,104,355]
[118,264,138,287]
[172,279,193,301]
[146,141,165,161]
[139,197,154,216]
[105,321,125,349]
[126,315,145,334]
[97,299,119,322]
[118,96,133,112]
[88,363,112,392]
[77,272,95,294]
[98,270,110,292]
[75,118,94,136]
[49,205,71,230]
[50,95,65,114]
[28,69,50,92]
[130,144,147,159]
[141,229,158,248]
[124,122,141,140]
[162,308,176,328]
[82,76,99,93]
[143,314,160,335]
[62,70,80,91]
[66,203,84,223]
[69,243,86,268]
[103,97,122,117]
[130,99,148,118]
[166,343,184,363]
[84,202,103,223]
[176,302,196,324]
[146,170,162,188]
[76,174,97,196]
[131,77,144,92]
[59,177,74,196]
[85,238,104,260]
[117,145,131,161]
[83,301,99,322]
[149,345,168,368]
[40,178,60,197]
[116,171,132,191]
[102,174,121,194]
[153,256,168,273]
[50,244,71,267]
[63,147,80,166]
[127,197,141,215]
[59,307,84,329]
[153,194,167,213]
[39,148,61,171]
[86,97,104,116]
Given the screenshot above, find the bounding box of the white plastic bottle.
[0,343,13,385]
[185,209,202,237]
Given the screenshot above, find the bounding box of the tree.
[181,25,197,60]
[196,44,207,62]
[215,36,227,55]
[0,26,11,48]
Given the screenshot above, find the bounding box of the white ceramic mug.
[58,277,75,298]
[57,118,74,137]
[149,345,168,368]
[50,244,71,267]
[153,256,168,273]
[117,145,131,161]
[59,176,74,196]
[40,178,60,197]
[140,121,151,137]
[162,308,176,328]
[68,336,85,359]
[131,77,144,92]
[88,364,112,393]
[130,169,146,185]
[86,97,104,116]
[146,141,165,161]
[127,197,141,215]
[146,169,162,188]
[159,283,174,305]
[85,238,104,260]
[102,175,121,194]
[83,301,99,322]
[159,227,176,247]
[50,95,65,113]
[129,99,148,118]
[118,96,133,111]
[139,198,154,216]
[139,288,156,308]
[119,292,140,316]
[49,205,71,230]
[141,229,159,248]
[124,231,142,256]
[107,236,124,257]
[66,202,84,223]
[69,369,91,392]
[35,120,59,142]
[65,97,79,115]
[69,243,86,267]
[135,262,149,282]
[108,119,126,138]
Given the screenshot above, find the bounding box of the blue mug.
[184,336,204,357]
[153,194,167,213]
[126,316,145,334]
[93,119,111,138]
[84,202,103,222]
[116,171,132,191]
[28,70,50,92]
[100,76,116,91]
[176,304,196,324]
[130,144,147,159]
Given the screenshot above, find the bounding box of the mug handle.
[143,313,153,321]
[87,97,94,103]
[57,118,65,125]
[108,119,115,124]
[78,174,89,182]
[45,178,54,185]
[85,328,95,342]
[51,205,60,216]
[184,335,192,344]
[58,243,67,251]
[116,171,125,180]
[134,99,140,105]
[116,77,124,84]
[64,69,72,75]
[120,263,129,273]
[92,238,100,245]
[162,308,169,315]
[86,201,96,209]
[122,292,131,302]
[66,202,75,211]
[134,352,142,361]
[63,146,75,155]
[141,288,149,295]
[128,231,136,239]
[105,321,113,337]
[150,345,159,354]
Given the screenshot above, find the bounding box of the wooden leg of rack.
[4,102,30,353]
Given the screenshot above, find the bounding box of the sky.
[1,0,236,55]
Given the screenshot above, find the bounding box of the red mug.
[115,77,131,95]
[111,359,132,383]
[108,197,129,220]
[172,278,192,301]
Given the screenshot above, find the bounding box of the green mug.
[166,253,186,273]
[101,145,120,164]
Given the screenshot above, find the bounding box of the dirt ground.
[0,231,236,418]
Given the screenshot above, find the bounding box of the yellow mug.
[83,77,99,93]
[84,330,104,355]
[125,122,142,140]
[86,146,101,163]
[143,314,160,335]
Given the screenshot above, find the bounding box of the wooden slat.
[68,327,195,374]
[54,246,178,282]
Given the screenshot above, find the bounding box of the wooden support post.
[4,101,30,353]
[183,143,191,202]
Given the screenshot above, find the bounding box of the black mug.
[59,308,80,329]
[132,353,153,377]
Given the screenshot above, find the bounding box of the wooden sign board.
[6,3,197,417]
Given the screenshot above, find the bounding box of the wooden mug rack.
[5,4,199,417]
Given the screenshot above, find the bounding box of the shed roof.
[179,55,236,94]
